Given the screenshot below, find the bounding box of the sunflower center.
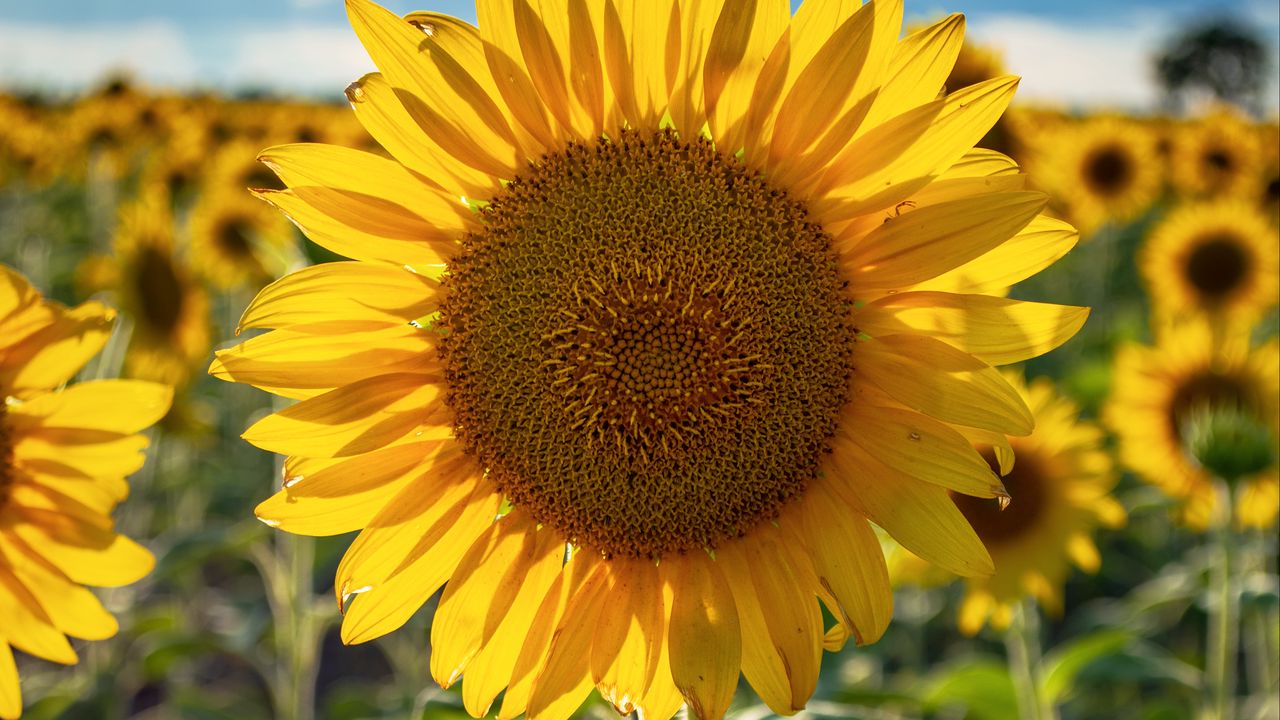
[1205,148,1233,172]
[134,246,186,336]
[952,447,1048,545]
[216,219,255,259]
[1168,371,1252,442]
[439,129,852,559]
[1084,145,1132,195]
[1185,234,1249,300]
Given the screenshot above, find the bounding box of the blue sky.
[1,0,1276,111]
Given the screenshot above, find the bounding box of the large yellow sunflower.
[0,265,171,719]
[214,1,1087,717]
[1106,321,1280,531]
[1140,199,1279,332]
[1036,116,1163,236]
[949,373,1121,634]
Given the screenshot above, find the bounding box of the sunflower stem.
[1204,479,1239,720]
[1005,599,1056,720]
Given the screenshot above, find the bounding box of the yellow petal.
[236,261,441,333]
[666,0,724,138]
[212,325,438,400]
[0,565,76,664]
[840,402,1007,498]
[526,563,610,720]
[601,0,679,129]
[827,434,993,577]
[853,334,1034,435]
[0,533,117,641]
[704,0,788,152]
[459,529,567,718]
[856,291,1089,366]
[241,372,445,457]
[12,430,149,482]
[593,558,664,716]
[346,72,502,200]
[254,441,450,536]
[497,555,594,720]
[815,75,1021,220]
[768,1,875,164]
[860,13,965,131]
[840,191,1046,290]
[0,641,19,719]
[914,214,1079,296]
[339,475,501,644]
[254,188,451,267]
[346,0,523,175]
[0,301,113,397]
[793,483,892,645]
[2,513,154,588]
[718,530,822,715]
[665,552,740,720]
[430,510,562,689]
[7,381,171,435]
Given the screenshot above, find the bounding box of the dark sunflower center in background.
[952,447,1049,545]
[1184,234,1250,301]
[1083,144,1132,196]
[1205,148,1233,172]
[439,129,852,559]
[133,245,186,337]
[1169,371,1252,442]
[216,219,256,259]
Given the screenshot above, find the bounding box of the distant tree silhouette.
[1155,18,1271,115]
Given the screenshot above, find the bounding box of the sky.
[0,0,1277,112]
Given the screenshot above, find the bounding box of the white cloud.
[0,19,197,92]
[968,10,1280,114]
[220,25,375,95]
[967,13,1166,111]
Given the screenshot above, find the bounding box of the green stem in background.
[1204,480,1238,720]
[1241,530,1279,706]
[1004,599,1058,720]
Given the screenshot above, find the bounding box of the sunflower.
[81,192,211,387]
[1036,116,1163,236]
[213,1,1087,717]
[1257,122,1279,223]
[0,265,171,719]
[1106,321,1280,530]
[894,372,1122,634]
[187,189,301,290]
[1170,110,1262,200]
[1140,199,1279,331]
[942,40,1025,161]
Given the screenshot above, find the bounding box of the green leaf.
[922,658,1018,720]
[1041,629,1132,703]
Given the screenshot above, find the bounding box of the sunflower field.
[0,2,1277,719]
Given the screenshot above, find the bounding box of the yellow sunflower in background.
[0,265,171,719]
[1140,199,1279,331]
[943,39,1024,160]
[79,192,211,387]
[1170,110,1262,200]
[187,189,301,290]
[214,1,1088,717]
[1106,321,1280,531]
[1257,123,1279,223]
[928,372,1120,634]
[1037,117,1163,236]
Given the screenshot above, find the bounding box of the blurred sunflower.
[1170,110,1262,200]
[215,1,1087,717]
[1257,123,1279,223]
[79,192,211,387]
[1038,117,1162,235]
[0,265,170,719]
[943,40,1023,160]
[187,190,300,290]
[947,373,1121,634]
[1140,199,1279,331]
[1106,321,1279,530]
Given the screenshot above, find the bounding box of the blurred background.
[0,1,1277,719]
